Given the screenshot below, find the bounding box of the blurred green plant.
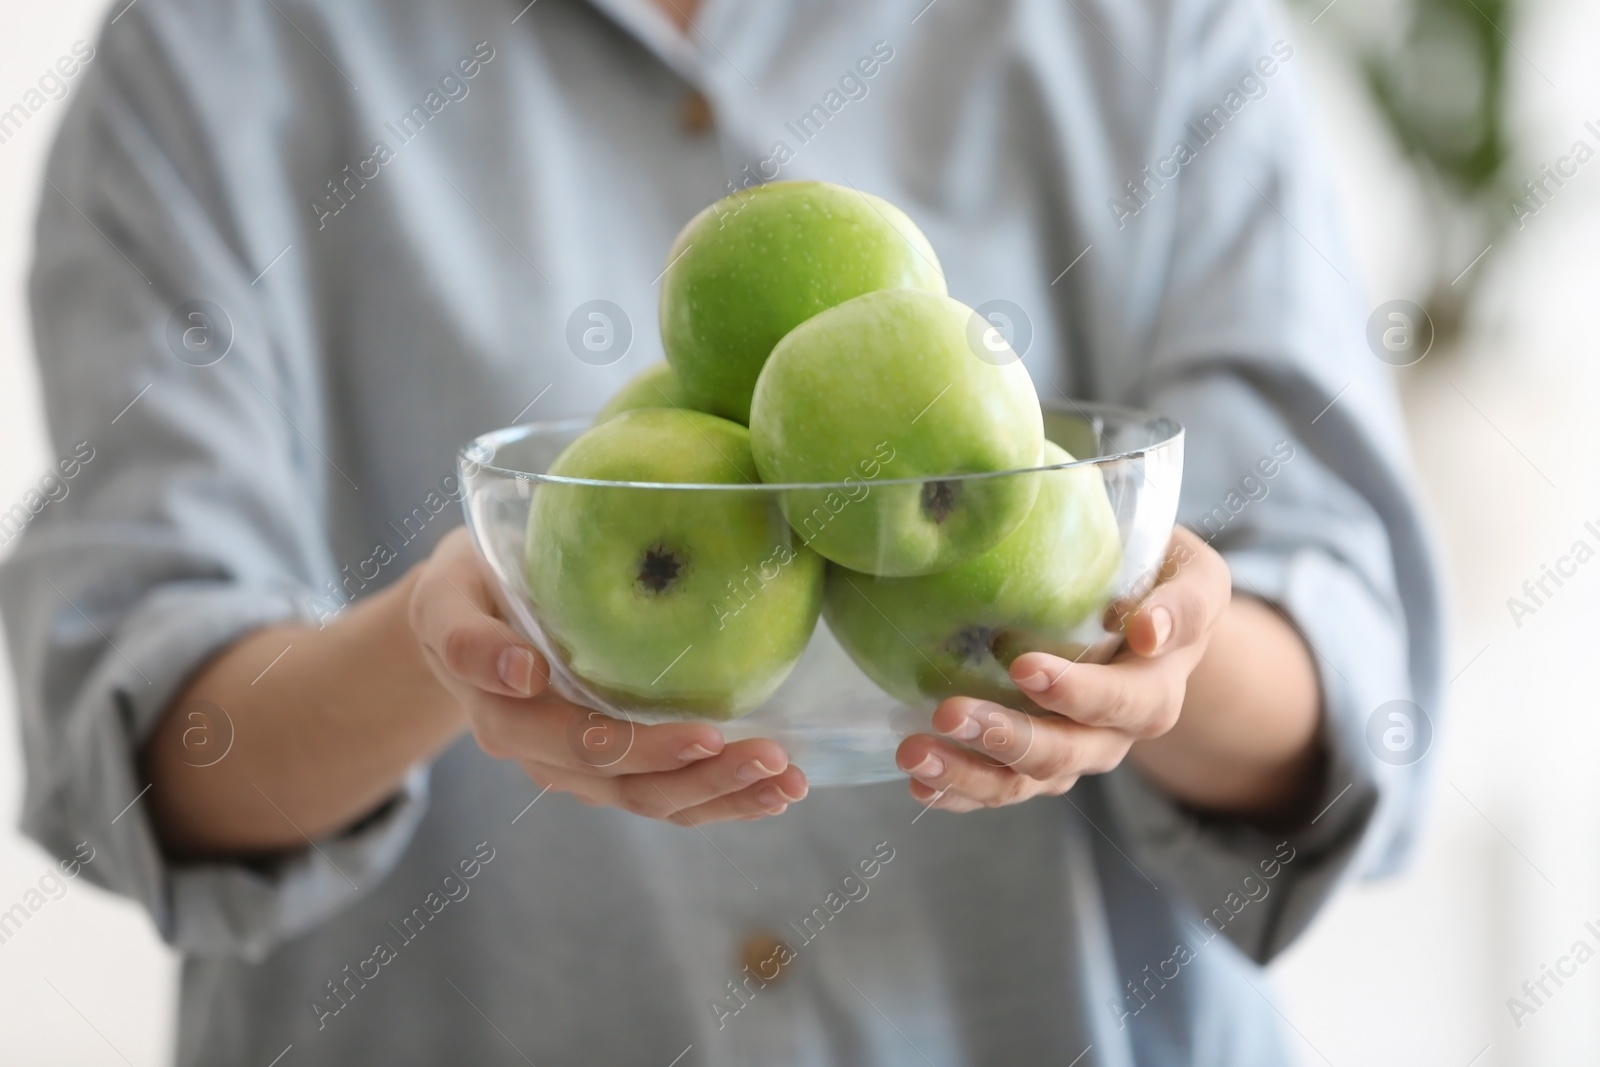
[1306,0,1521,344]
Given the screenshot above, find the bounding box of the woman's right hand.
[409,527,807,824]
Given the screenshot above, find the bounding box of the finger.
[411,539,548,699]
[897,736,1045,808]
[471,693,727,774]
[522,740,803,821]
[927,698,1042,769]
[1006,653,1181,736]
[666,767,812,825]
[613,741,800,821]
[909,779,984,814]
[1122,527,1231,657]
[928,697,1132,780]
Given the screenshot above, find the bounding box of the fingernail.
[737,759,780,783]
[1016,671,1050,693]
[941,716,981,741]
[909,753,944,780]
[1149,607,1174,649]
[758,785,787,807]
[497,647,533,695]
[679,743,718,762]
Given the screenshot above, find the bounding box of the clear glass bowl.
[459,401,1183,787]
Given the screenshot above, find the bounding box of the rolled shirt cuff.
[21,580,432,962]
[1100,544,1418,963]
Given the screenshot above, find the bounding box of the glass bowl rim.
[458,398,1183,492]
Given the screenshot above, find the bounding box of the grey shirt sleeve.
[0,7,429,962]
[1093,0,1445,964]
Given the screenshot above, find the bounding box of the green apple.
[596,362,693,422]
[524,408,824,718]
[749,288,1045,577]
[822,442,1122,710]
[660,180,947,424]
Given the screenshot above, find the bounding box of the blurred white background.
[1,1,1596,1063]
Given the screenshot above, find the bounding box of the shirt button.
[739,929,793,986]
[681,89,714,135]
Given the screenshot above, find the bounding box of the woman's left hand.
[896,526,1232,812]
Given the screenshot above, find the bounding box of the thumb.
[410,529,548,697]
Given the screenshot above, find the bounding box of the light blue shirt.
[2,0,1442,1063]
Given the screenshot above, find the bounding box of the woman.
[2,0,1440,1062]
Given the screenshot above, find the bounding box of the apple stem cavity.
[637,544,687,595]
[921,480,959,524]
